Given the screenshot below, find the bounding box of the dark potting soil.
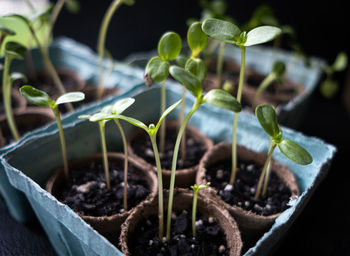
[130,125,206,170]
[58,160,150,217]
[129,210,229,256]
[206,159,292,216]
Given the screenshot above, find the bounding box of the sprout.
[144,31,182,153]
[202,18,281,185]
[100,99,182,240]
[2,41,27,141]
[167,65,241,240]
[255,104,312,199]
[96,0,135,100]
[253,60,286,109]
[190,183,209,237]
[19,85,84,178]
[79,98,134,210]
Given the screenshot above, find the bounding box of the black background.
[1,0,350,255]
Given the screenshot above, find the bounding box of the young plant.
[79,98,134,210]
[202,18,281,186]
[96,0,135,100]
[144,31,182,153]
[167,65,241,240]
[255,104,313,199]
[190,183,209,237]
[19,85,85,179]
[252,60,286,109]
[2,41,27,141]
[320,52,348,98]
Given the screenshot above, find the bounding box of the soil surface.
[58,159,150,217]
[206,159,292,216]
[130,125,206,170]
[129,210,228,256]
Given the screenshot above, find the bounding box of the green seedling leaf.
[278,139,313,165]
[55,92,85,105]
[175,55,188,68]
[272,61,286,78]
[78,114,91,120]
[169,66,202,97]
[4,14,31,26]
[145,56,170,83]
[185,58,207,83]
[112,97,135,115]
[320,78,338,98]
[158,32,182,61]
[203,89,241,112]
[187,22,208,57]
[101,104,114,114]
[65,0,80,13]
[201,18,241,44]
[153,99,182,135]
[113,114,148,132]
[0,25,16,36]
[30,4,54,23]
[244,26,282,47]
[255,104,281,138]
[89,112,111,122]
[332,52,348,72]
[4,41,27,60]
[10,72,27,83]
[121,0,135,5]
[191,183,210,192]
[19,85,52,107]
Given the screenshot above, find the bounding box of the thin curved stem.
[230,46,246,185]
[114,119,128,211]
[99,122,110,190]
[179,87,187,162]
[216,41,225,88]
[2,56,20,141]
[150,135,164,240]
[192,190,198,237]
[253,73,275,109]
[166,97,201,240]
[159,80,166,153]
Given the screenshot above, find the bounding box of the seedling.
[255,104,312,199]
[97,99,182,240]
[80,98,135,211]
[190,183,209,237]
[144,31,182,153]
[96,0,135,100]
[2,41,27,141]
[320,52,348,98]
[167,65,241,240]
[252,60,286,109]
[19,85,85,179]
[202,18,281,185]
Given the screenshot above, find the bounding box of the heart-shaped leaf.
[169,66,202,97]
[185,58,207,83]
[187,21,208,57]
[201,18,241,44]
[145,56,170,83]
[203,89,241,112]
[55,92,85,105]
[244,26,281,47]
[255,104,281,138]
[112,97,135,115]
[19,85,51,107]
[278,139,313,165]
[158,32,182,61]
[5,41,27,60]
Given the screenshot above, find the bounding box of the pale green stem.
[47,0,65,44]
[150,135,164,240]
[253,73,276,109]
[192,190,198,237]
[99,122,110,190]
[166,97,201,240]
[97,0,123,100]
[52,106,69,179]
[179,87,187,162]
[206,38,220,56]
[2,56,20,141]
[229,46,246,185]
[114,119,128,211]
[216,41,225,88]
[255,142,277,199]
[159,80,166,153]
[262,144,273,198]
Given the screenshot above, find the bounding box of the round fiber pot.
[46,153,157,244]
[0,88,27,120]
[120,188,242,256]
[196,142,300,244]
[128,120,213,188]
[0,107,55,148]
